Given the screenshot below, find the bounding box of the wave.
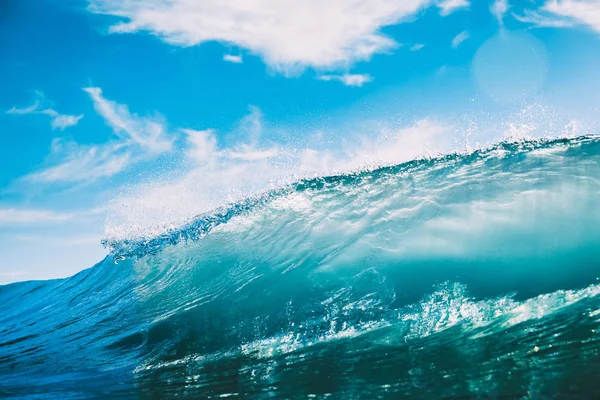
[105,134,599,258]
[2,135,600,398]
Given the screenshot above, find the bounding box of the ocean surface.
[2,135,600,399]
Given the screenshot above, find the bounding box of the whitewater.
[2,135,600,398]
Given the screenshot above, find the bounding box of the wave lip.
[102,191,278,259]
[105,134,600,260]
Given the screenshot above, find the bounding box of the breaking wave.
[2,135,600,398]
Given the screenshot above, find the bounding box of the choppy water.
[2,136,600,399]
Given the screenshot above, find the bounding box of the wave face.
[3,136,600,399]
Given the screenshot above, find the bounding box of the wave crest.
[105,134,600,259]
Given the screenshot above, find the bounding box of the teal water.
[2,136,600,399]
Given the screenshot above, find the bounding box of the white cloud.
[437,0,470,15]
[317,73,373,87]
[491,0,509,25]
[223,54,243,63]
[24,88,173,185]
[183,128,280,163]
[334,119,454,169]
[41,109,84,130]
[83,87,173,154]
[238,105,263,146]
[7,101,39,115]
[410,43,425,51]
[516,0,600,32]
[26,139,132,184]
[87,0,433,72]
[513,10,574,27]
[7,99,83,130]
[543,0,600,31]
[182,129,219,164]
[0,207,74,224]
[451,30,470,48]
[183,107,278,163]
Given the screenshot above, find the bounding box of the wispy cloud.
[41,109,84,130]
[513,10,574,28]
[451,30,470,48]
[183,128,280,163]
[23,88,173,185]
[182,129,219,164]
[7,101,40,115]
[437,0,470,16]
[0,207,74,224]
[223,54,243,63]
[516,0,600,33]
[182,106,279,163]
[491,0,509,26]
[26,139,132,184]
[87,0,435,73]
[317,73,373,87]
[410,43,425,51]
[543,0,600,32]
[7,98,83,130]
[83,87,172,154]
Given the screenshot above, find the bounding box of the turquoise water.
[2,136,600,398]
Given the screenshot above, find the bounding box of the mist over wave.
[102,106,587,244]
[2,134,600,398]
[103,118,459,242]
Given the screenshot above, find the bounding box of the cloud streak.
[516,0,600,33]
[26,139,132,184]
[7,99,83,130]
[41,109,84,130]
[7,101,40,115]
[83,87,172,154]
[451,30,470,48]
[317,73,373,87]
[437,0,470,16]
[23,88,173,185]
[223,54,243,63]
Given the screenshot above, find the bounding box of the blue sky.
[1,0,600,283]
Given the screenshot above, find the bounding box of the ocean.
[2,135,600,399]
